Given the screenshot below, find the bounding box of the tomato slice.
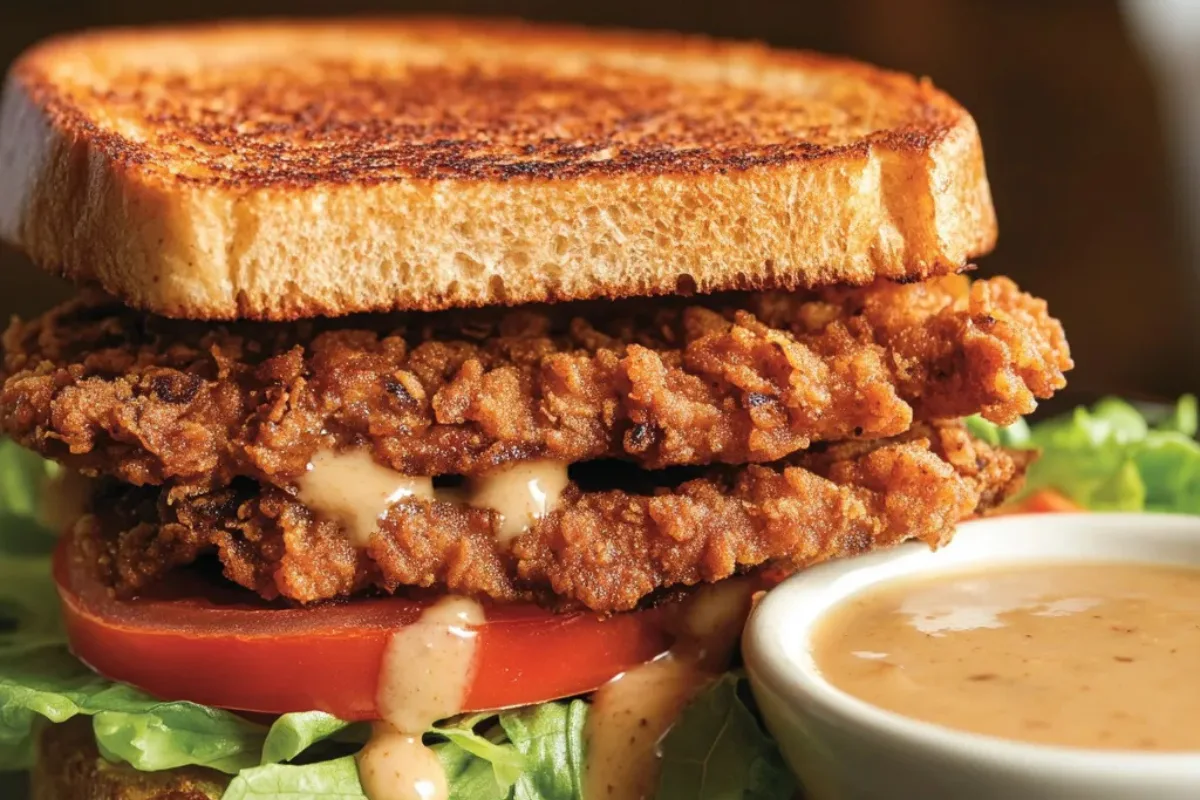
[54,530,675,719]
[998,489,1082,515]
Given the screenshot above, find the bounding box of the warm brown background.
[3,0,1197,405]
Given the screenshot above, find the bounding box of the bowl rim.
[743,512,1200,779]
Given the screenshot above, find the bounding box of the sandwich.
[0,18,1071,800]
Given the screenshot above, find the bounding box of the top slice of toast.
[0,18,997,320]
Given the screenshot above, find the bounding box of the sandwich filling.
[80,420,1028,610]
[3,276,1060,799]
[1,275,1067,489]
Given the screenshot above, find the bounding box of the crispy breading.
[2,276,1068,488]
[80,421,1030,613]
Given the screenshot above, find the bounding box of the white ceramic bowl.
[744,513,1200,800]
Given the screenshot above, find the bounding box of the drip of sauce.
[584,579,755,800]
[813,562,1200,751]
[376,596,484,730]
[358,596,485,800]
[584,657,709,800]
[296,449,568,549]
[465,459,569,546]
[357,725,446,800]
[297,449,433,548]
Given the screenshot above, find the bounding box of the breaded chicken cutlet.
[82,420,1029,611]
[2,275,1067,491]
[0,18,1070,800]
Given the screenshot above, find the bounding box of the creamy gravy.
[465,459,569,546]
[357,726,447,800]
[376,596,485,731]
[814,562,1200,751]
[298,449,433,548]
[584,579,755,800]
[585,657,710,800]
[297,449,567,549]
[359,596,485,800]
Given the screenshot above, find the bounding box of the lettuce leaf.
[0,439,62,650]
[0,442,59,558]
[656,674,796,800]
[970,395,1200,512]
[500,700,587,800]
[260,713,360,766]
[219,708,581,800]
[223,756,366,800]
[1164,394,1198,437]
[434,714,524,791]
[0,641,269,773]
[0,555,61,647]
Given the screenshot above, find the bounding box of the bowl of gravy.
[743,512,1200,800]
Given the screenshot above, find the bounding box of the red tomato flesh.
[996,489,1082,515]
[54,530,675,719]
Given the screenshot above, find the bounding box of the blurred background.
[1,0,1197,405]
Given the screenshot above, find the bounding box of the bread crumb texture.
[0,19,997,319]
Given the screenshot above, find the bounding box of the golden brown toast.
[0,18,997,320]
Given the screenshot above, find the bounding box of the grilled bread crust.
[0,18,997,320]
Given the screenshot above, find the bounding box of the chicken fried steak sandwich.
[0,19,1070,800]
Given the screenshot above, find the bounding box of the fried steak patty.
[3,276,1068,489]
[80,420,1030,613]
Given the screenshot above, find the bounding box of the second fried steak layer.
[3,275,1068,489]
[81,421,1029,612]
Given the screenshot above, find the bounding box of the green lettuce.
[0,555,60,647]
[438,742,509,800]
[222,756,366,800]
[0,442,59,557]
[968,395,1200,512]
[500,700,587,800]
[211,707,591,800]
[0,640,367,774]
[657,674,796,800]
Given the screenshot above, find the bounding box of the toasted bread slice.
[0,19,996,320]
